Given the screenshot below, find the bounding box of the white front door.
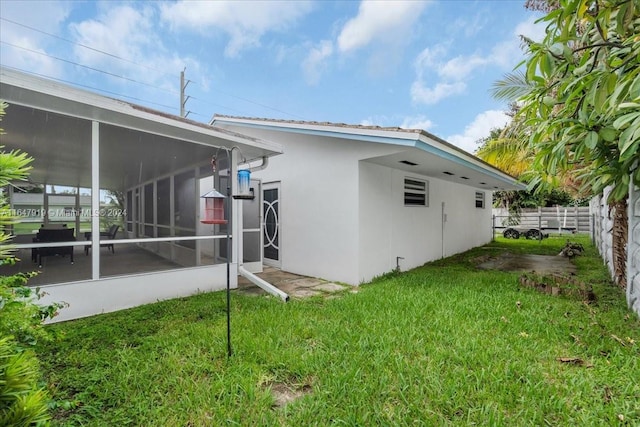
[262,182,281,268]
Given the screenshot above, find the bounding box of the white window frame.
[404,177,428,207]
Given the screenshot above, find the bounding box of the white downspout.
[240,156,269,173]
[239,266,289,302]
[236,155,288,301]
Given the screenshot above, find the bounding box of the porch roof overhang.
[0,68,283,190]
[212,115,525,191]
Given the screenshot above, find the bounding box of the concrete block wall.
[628,184,640,315]
[590,188,615,278]
[590,184,640,317]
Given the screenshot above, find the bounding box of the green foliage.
[0,276,65,348]
[0,104,34,260]
[0,101,61,425]
[494,187,588,210]
[490,71,533,103]
[0,337,51,427]
[511,0,640,202]
[0,101,63,347]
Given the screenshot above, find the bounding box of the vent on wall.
[399,160,418,166]
[404,177,428,207]
[443,171,454,176]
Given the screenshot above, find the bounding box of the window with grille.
[475,191,485,208]
[404,178,428,207]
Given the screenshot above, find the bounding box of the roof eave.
[1,68,283,157]
[213,115,523,189]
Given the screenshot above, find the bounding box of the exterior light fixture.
[200,189,227,224]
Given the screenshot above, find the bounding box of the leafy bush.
[0,101,63,425]
[0,266,64,347]
[0,337,50,426]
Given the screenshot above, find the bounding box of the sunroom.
[0,68,282,321]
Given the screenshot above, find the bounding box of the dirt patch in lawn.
[268,382,312,408]
[476,252,577,275]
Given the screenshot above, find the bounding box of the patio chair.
[84,224,119,255]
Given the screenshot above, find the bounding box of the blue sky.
[0,1,545,153]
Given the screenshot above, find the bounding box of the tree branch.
[573,42,623,52]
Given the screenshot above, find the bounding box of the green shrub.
[0,337,50,426]
[0,101,62,425]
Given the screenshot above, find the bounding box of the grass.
[37,235,639,426]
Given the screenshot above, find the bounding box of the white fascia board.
[213,116,522,189]
[212,116,418,144]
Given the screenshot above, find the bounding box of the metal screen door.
[262,182,280,267]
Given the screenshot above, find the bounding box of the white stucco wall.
[358,162,491,282]
[39,264,237,322]
[250,133,365,284]
[217,122,493,285]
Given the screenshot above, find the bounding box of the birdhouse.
[234,169,254,199]
[201,189,227,224]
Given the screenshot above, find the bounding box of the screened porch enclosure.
[0,68,283,321]
[1,105,234,285]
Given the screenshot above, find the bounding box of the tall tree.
[495,0,640,287]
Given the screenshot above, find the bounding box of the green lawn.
[37,235,639,426]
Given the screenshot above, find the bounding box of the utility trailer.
[502,227,550,240]
[501,220,578,239]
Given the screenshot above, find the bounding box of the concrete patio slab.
[290,288,323,298]
[312,282,347,293]
[236,267,348,299]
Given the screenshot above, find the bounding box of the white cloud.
[159,1,313,57]
[515,15,546,43]
[71,6,154,66]
[400,115,434,131]
[70,5,203,91]
[450,13,487,38]
[360,114,434,132]
[411,80,466,105]
[0,0,70,34]
[410,15,539,106]
[447,110,511,153]
[0,0,71,78]
[337,1,428,53]
[438,54,488,81]
[414,45,448,70]
[0,35,62,78]
[411,44,471,104]
[302,40,333,85]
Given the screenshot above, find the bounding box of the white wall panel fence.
[492,206,591,233]
[590,185,640,317]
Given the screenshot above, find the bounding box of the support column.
[91,121,100,280]
[230,149,239,266]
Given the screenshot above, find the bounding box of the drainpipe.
[235,155,288,301]
[241,156,269,172]
[239,266,289,302]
